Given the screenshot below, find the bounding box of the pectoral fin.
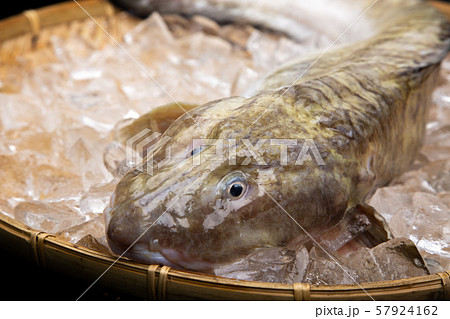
[349,203,393,248]
[316,203,392,256]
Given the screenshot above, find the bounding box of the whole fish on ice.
[104,0,450,280]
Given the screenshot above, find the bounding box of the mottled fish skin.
[105,0,450,271]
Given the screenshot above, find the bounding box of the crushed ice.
[0,11,449,283]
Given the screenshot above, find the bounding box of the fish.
[104,0,450,274]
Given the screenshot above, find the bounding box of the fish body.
[105,0,450,272]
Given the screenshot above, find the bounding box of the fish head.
[105,95,351,271]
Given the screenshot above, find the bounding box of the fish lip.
[105,188,215,272]
[159,248,215,272]
[104,224,181,268]
[124,244,182,269]
[125,245,215,272]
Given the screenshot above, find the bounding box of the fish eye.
[190,146,204,157]
[227,181,246,199]
[218,171,248,199]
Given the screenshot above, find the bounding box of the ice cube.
[215,246,309,284]
[103,141,129,178]
[345,238,430,282]
[247,30,313,73]
[79,182,117,215]
[0,153,36,199]
[75,234,115,256]
[67,137,112,190]
[30,163,84,201]
[124,12,174,47]
[0,94,44,132]
[14,200,85,234]
[409,193,450,270]
[191,15,221,36]
[56,214,105,244]
[51,36,92,66]
[13,131,58,158]
[304,246,357,285]
[247,30,280,70]
[220,24,255,48]
[368,186,412,224]
[421,159,450,192]
[438,192,450,208]
[0,198,14,218]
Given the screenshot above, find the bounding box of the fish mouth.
[159,248,215,272]
[133,245,215,272]
[105,198,217,272]
[124,243,182,269]
[120,242,215,272]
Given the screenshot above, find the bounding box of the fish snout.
[105,201,213,270]
[105,202,168,262]
[105,183,191,263]
[105,201,143,256]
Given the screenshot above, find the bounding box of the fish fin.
[315,203,392,257]
[348,203,393,248]
[115,102,199,144]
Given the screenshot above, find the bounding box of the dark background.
[1,0,450,301]
[2,1,63,20]
[0,252,134,300]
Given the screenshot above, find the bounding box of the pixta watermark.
[125,129,326,174]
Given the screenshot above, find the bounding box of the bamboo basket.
[0,0,449,301]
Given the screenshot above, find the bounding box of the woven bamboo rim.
[0,0,449,300]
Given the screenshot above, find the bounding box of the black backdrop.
[2,1,63,19]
